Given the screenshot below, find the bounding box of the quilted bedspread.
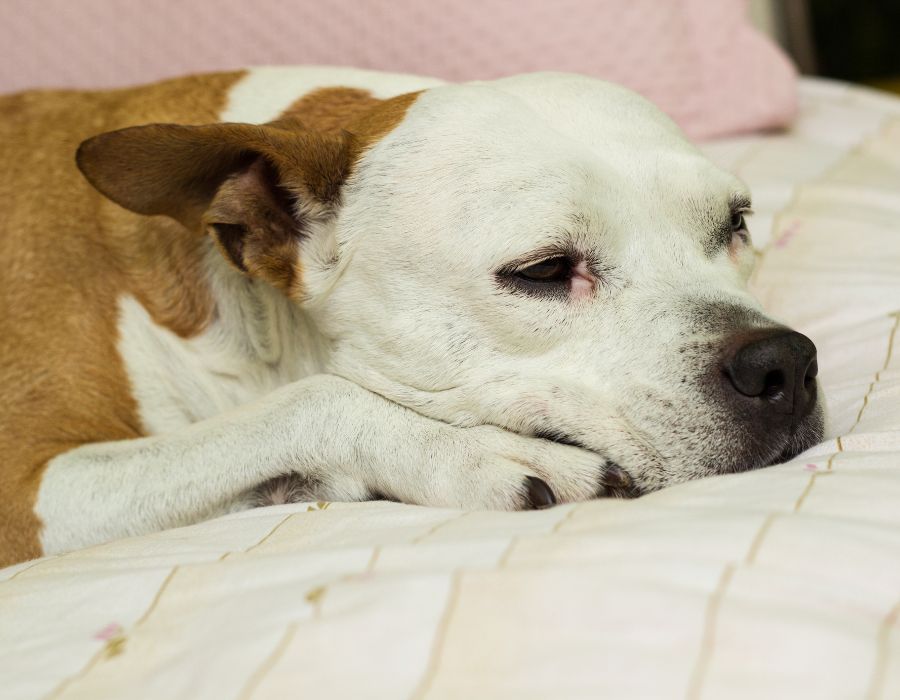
[2,78,900,700]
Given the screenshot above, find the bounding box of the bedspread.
[2,78,900,700]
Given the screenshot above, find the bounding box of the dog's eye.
[515,256,572,283]
[730,211,747,232]
[495,253,580,299]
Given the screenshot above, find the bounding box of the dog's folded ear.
[76,120,353,296]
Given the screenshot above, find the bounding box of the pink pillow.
[0,0,796,139]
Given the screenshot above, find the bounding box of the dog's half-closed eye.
[495,251,577,300]
[515,256,573,283]
[496,247,601,301]
[707,194,753,255]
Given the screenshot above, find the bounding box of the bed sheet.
[2,78,900,700]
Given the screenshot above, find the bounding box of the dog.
[0,67,824,566]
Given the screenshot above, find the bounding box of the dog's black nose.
[724,329,818,417]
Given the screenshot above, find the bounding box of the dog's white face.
[304,73,824,492]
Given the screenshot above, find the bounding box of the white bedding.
[2,78,900,700]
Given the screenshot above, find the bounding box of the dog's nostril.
[804,357,818,388]
[762,369,785,400]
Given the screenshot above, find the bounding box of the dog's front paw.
[479,426,643,507]
[240,404,641,513]
[378,424,642,511]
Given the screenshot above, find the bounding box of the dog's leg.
[35,375,623,556]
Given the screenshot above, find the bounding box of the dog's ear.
[76,120,353,297]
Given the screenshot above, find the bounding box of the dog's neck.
[118,243,328,435]
[205,245,326,373]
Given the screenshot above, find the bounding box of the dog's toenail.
[599,464,643,499]
[524,476,557,509]
[605,465,633,489]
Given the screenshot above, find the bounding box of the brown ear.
[76,121,352,295]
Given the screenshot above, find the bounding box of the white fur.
[117,246,323,434]
[37,374,610,553]
[308,74,823,490]
[220,66,444,124]
[35,68,823,555]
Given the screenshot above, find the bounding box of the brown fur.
[0,73,421,566]
[280,87,384,134]
[0,72,242,565]
[279,87,422,166]
[76,120,353,298]
[77,87,421,299]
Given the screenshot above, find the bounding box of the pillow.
[0,0,796,138]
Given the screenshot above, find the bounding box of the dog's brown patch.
[79,86,422,301]
[279,87,383,135]
[77,120,354,300]
[278,87,422,169]
[348,91,422,152]
[0,71,243,565]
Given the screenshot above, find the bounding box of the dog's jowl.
[0,67,823,566]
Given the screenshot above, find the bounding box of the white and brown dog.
[0,67,824,566]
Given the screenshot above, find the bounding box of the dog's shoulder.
[0,67,441,563]
[0,72,248,519]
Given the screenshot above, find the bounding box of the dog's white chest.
[117,288,324,435]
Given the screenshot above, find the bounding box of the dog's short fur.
[0,67,824,566]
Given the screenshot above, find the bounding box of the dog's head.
[79,72,824,492]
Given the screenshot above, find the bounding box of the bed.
[2,77,900,700]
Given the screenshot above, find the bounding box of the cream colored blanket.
[2,78,899,700]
